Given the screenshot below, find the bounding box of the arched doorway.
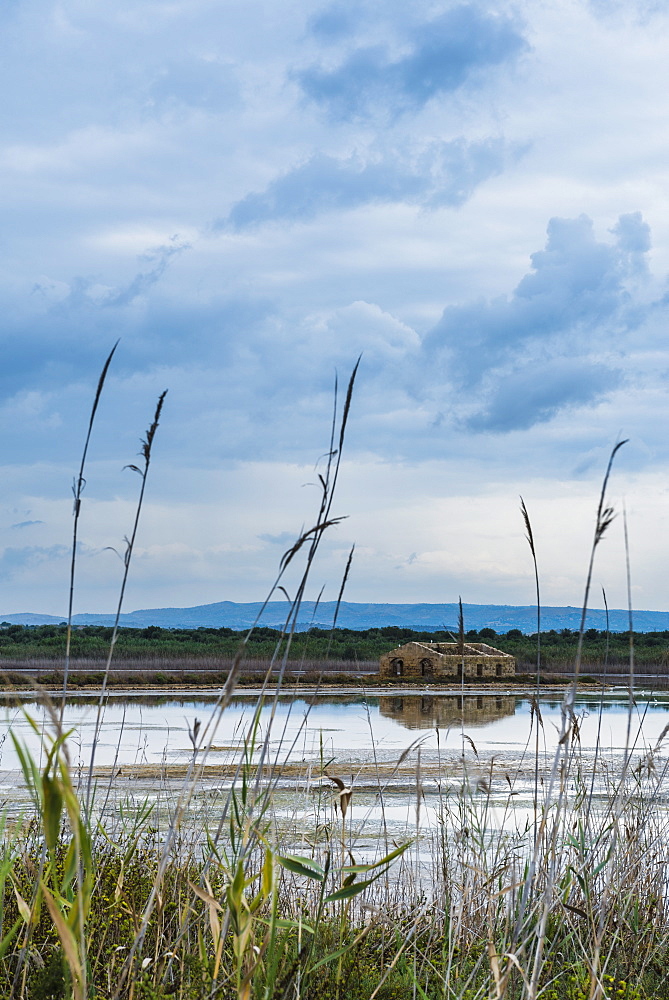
[390,657,404,677]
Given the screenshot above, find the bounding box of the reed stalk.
[61,342,118,719]
[84,390,167,815]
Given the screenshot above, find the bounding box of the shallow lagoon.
[0,688,667,828]
[0,688,665,773]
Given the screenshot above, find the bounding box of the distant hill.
[1,600,667,633]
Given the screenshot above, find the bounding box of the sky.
[2,0,669,617]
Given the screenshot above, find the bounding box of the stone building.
[379,640,515,680]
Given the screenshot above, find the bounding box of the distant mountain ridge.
[1,600,668,633]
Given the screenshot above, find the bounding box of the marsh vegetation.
[2,623,669,677]
[3,683,669,1000]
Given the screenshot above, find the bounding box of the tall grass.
[84,390,167,815]
[5,685,669,1000]
[62,342,118,717]
[3,371,669,999]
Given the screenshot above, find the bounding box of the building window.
[390,657,404,676]
[496,663,503,677]
[420,658,433,677]
[476,663,483,677]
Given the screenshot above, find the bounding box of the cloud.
[0,235,202,409]
[0,209,661,476]
[105,238,191,307]
[588,0,665,21]
[147,57,239,113]
[610,211,651,274]
[0,545,69,575]
[0,212,653,474]
[297,4,528,120]
[221,138,515,229]
[316,301,419,373]
[11,520,44,529]
[308,6,352,42]
[466,359,620,432]
[47,237,191,312]
[424,213,651,397]
[258,531,296,545]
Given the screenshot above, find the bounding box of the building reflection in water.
[378,694,516,730]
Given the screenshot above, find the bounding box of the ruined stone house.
[379,640,515,680]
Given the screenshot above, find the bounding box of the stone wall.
[379,640,515,679]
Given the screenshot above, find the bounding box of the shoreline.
[0,682,641,699]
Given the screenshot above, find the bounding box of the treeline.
[0,621,668,668]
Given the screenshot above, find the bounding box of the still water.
[0,687,665,775]
[1,689,667,839]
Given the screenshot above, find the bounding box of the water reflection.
[3,691,669,776]
[378,694,516,730]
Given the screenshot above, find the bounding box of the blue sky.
[2,0,669,616]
